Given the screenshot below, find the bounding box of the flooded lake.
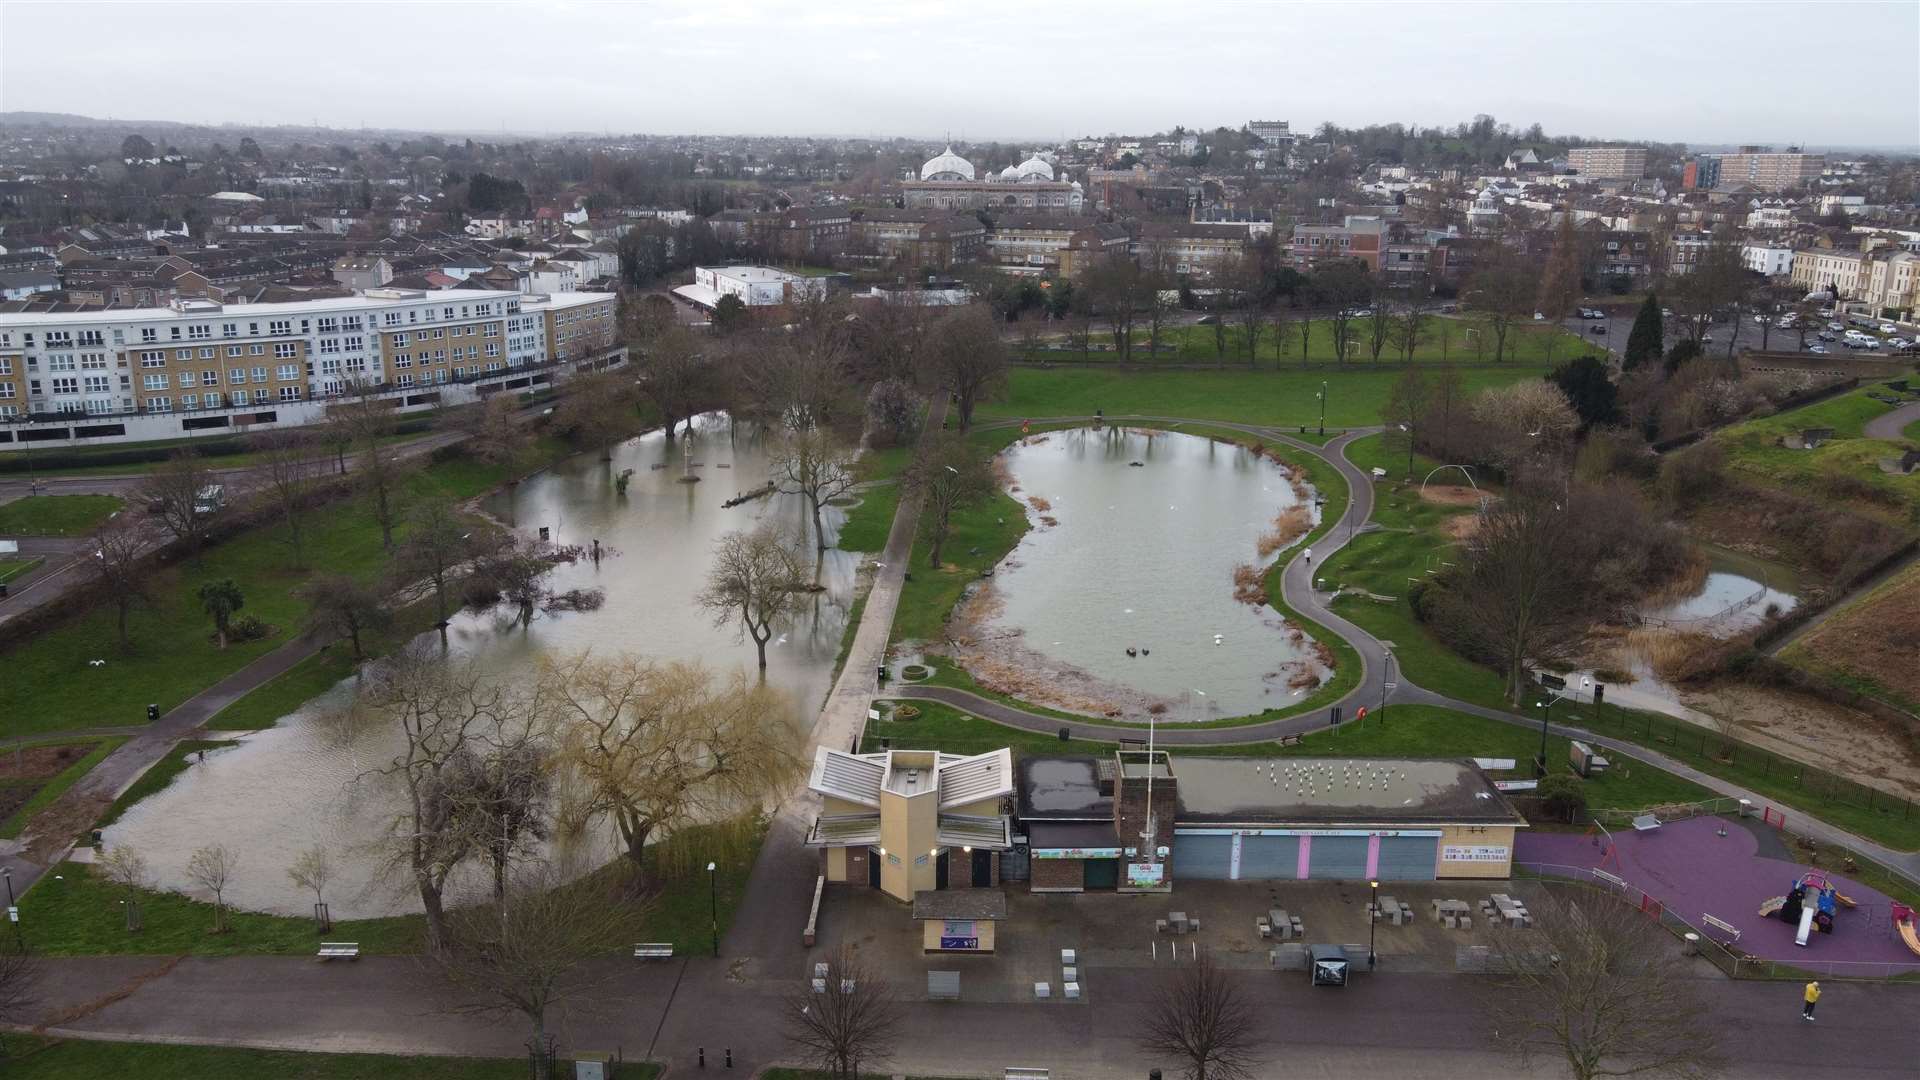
[951,427,1328,720]
[1644,549,1799,636]
[105,414,855,916]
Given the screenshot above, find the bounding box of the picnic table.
[1262,907,1304,941]
[1369,894,1415,926]
[1431,899,1474,930]
[1479,892,1533,929]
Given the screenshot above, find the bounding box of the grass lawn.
[12,429,436,479]
[22,819,763,958]
[0,494,125,536]
[1712,384,1920,513]
[1778,558,1920,719]
[0,737,123,839]
[862,700,1708,811]
[978,362,1557,433]
[1025,317,1597,368]
[0,453,518,738]
[0,555,45,583]
[836,481,901,554]
[0,1037,659,1080]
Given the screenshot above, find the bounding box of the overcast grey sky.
[3,1,1916,148]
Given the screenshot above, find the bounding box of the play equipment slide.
[1795,905,1816,947]
[1901,919,1920,958]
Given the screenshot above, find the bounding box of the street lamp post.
[707,861,718,958]
[3,867,18,948]
[1368,880,1379,970]
[1378,650,1394,726]
[1533,696,1558,777]
[1317,380,1328,437]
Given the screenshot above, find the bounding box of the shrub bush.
[891,704,921,721]
[1537,772,1588,822]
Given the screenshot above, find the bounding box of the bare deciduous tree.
[468,532,602,630]
[98,845,151,897]
[1391,301,1429,362]
[0,939,42,1058]
[457,394,532,472]
[1486,890,1724,1080]
[427,860,652,1080]
[696,524,807,671]
[1137,953,1263,1080]
[251,429,316,569]
[185,844,237,933]
[287,845,334,911]
[1437,486,1591,703]
[444,742,552,902]
[1463,255,1537,363]
[1381,367,1431,478]
[552,370,638,461]
[1085,253,1148,363]
[906,432,995,569]
[1220,253,1269,366]
[139,449,213,561]
[397,498,477,627]
[770,429,858,551]
[299,572,391,659]
[1315,260,1373,363]
[1471,380,1581,470]
[335,393,415,550]
[545,652,801,886]
[782,947,904,1080]
[87,513,148,653]
[922,304,1007,432]
[637,325,712,439]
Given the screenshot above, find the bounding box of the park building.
[0,288,620,451]
[902,146,1085,214]
[671,265,831,313]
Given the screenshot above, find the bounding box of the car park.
[1806,344,1830,354]
[1828,321,1845,331]
[1891,338,1913,350]
[1879,323,1898,333]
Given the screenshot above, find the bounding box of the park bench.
[633,943,674,959]
[317,942,360,960]
[1702,914,1742,943]
[1278,734,1303,747]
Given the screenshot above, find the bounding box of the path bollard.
[725,1047,733,1068]
[698,1047,705,1069]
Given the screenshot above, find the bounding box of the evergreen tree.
[1622,292,1663,372]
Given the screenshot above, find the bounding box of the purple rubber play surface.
[1516,816,1920,967]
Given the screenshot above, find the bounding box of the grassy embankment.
[863,699,1708,811]
[0,1038,658,1080]
[1779,559,1920,717]
[0,450,542,739]
[22,819,762,958]
[0,738,125,839]
[0,494,125,536]
[1712,383,1920,517]
[1323,433,1920,850]
[1021,317,1600,367]
[0,555,46,583]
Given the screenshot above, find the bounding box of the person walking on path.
[1304,547,1313,566]
[1803,980,1821,1020]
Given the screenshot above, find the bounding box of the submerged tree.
[770,429,858,551]
[696,524,806,671]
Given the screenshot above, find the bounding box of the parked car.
[1828,321,1845,331]
[1589,324,1606,334]
[1818,331,1838,341]
[1879,322,1898,333]
[1890,337,1913,349]
[1806,344,1830,354]
[1439,303,1459,314]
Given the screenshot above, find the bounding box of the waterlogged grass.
[0,737,123,839]
[0,454,518,738]
[835,481,901,554]
[0,494,125,536]
[95,739,238,829]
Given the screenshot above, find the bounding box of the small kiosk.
[913,889,1007,954]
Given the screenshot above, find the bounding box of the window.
[316,317,338,333]
[182,393,198,409]
[254,388,271,405]
[383,312,402,327]
[44,331,72,347]
[83,375,110,393]
[319,338,340,354]
[269,320,292,335]
[274,343,297,359]
[177,372,197,389]
[222,322,238,338]
[392,332,409,347]
[0,382,13,398]
[48,355,75,372]
[78,330,104,347]
[320,358,340,374]
[249,322,260,335]
[485,342,501,357]
[141,327,158,343]
[483,323,500,338]
[343,336,363,352]
[0,358,9,374]
[177,349,194,361]
[230,368,247,384]
[249,344,265,356]
[396,373,414,388]
[188,324,211,340]
[230,391,249,407]
[201,371,220,386]
[51,376,79,394]
[146,396,171,413]
[143,374,168,390]
[251,366,268,383]
[432,328,444,339]
[394,354,412,369]
[276,364,299,380]
[200,347,215,359]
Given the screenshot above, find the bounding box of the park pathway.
[888,413,1920,887]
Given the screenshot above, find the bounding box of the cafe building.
[805,746,1015,904]
[1016,751,1526,890]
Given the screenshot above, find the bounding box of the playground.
[1517,814,1920,970]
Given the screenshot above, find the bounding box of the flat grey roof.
[1017,757,1111,819]
[1168,758,1525,826]
[913,890,1008,921]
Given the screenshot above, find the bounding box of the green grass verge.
[864,700,1709,811]
[0,555,45,583]
[95,739,238,830]
[23,820,763,958]
[204,647,362,731]
[0,1037,660,1080]
[1025,317,1596,367]
[0,453,518,738]
[836,481,901,554]
[0,737,123,839]
[1712,384,1920,513]
[0,494,125,536]
[979,363,1560,433]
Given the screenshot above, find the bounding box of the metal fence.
[1517,862,1920,982]
[1555,698,1917,825]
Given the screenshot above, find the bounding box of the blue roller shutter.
[1376,836,1438,881]
[1309,836,1369,879]
[1171,834,1233,880]
[1236,835,1299,880]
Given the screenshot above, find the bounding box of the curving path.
[1862,398,1920,442]
[890,413,1920,886]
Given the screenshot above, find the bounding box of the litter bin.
[1683,932,1701,956]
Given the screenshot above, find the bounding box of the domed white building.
[904,145,1083,214]
[920,145,976,182]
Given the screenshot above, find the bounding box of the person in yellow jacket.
[1802,980,1821,1020]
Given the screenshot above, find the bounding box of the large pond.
[949,427,1328,720]
[105,414,856,917]
[1642,547,1799,637]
